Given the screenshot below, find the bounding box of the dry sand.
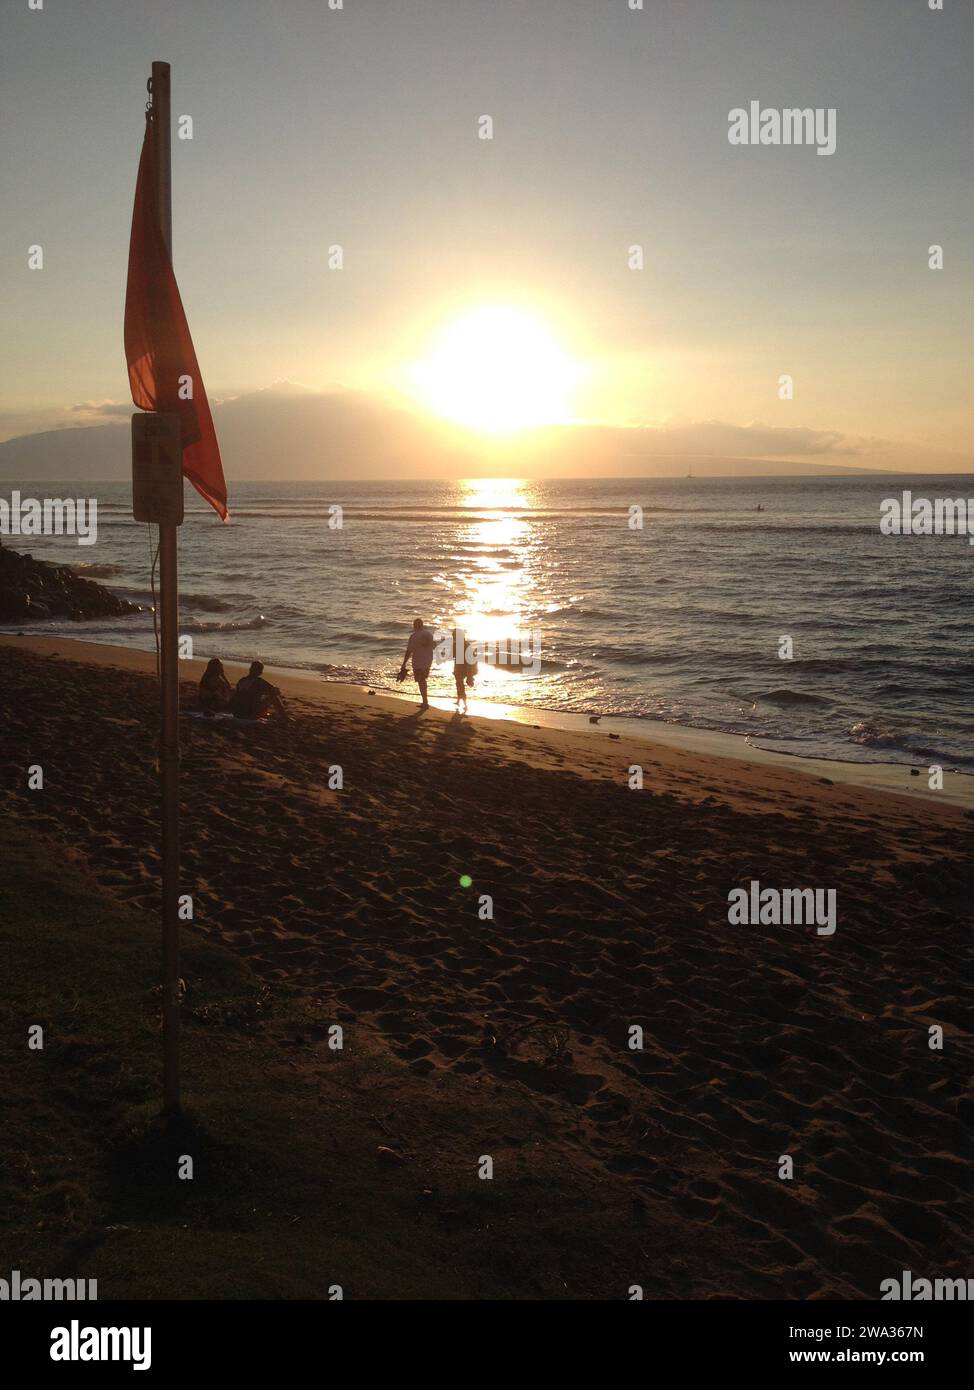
[2,633,972,1298]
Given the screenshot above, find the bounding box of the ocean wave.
[871,681,968,699]
[545,605,620,620]
[74,562,126,578]
[587,647,691,668]
[218,509,543,524]
[785,657,866,674]
[758,688,834,707]
[448,545,517,557]
[692,522,885,537]
[182,615,268,633]
[201,506,729,522]
[695,608,763,625]
[181,592,253,614]
[847,721,974,768]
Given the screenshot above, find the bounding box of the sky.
[1,0,972,474]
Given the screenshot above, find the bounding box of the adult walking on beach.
[399,617,435,711]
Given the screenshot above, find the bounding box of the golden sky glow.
[2,3,971,474]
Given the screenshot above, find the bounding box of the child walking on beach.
[453,628,478,712]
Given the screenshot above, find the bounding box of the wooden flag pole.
[151,59,183,1116]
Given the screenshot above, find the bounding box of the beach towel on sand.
[187,710,268,727]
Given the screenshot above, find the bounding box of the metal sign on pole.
[132,412,183,526]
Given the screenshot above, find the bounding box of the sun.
[408,307,582,434]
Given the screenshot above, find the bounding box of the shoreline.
[3,631,973,810]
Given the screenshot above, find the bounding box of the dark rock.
[0,544,140,624]
[0,588,32,620]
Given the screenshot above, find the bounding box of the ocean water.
[3,474,974,770]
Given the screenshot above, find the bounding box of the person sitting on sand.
[198,657,232,716]
[452,628,478,713]
[231,661,287,721]
[398,617,436,711]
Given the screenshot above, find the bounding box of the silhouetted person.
[199,657,232,715]
[232,661,287,721]
[452,628,478,712]
[399,617,435,711]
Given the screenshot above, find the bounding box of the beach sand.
[2,633,972,1298]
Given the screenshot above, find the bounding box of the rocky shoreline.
[0,541,143,624]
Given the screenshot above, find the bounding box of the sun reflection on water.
[447,478,541,696]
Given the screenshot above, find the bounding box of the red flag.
[125,113,228,520]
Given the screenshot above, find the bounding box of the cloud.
[70,400,133,420]
[620,419,852,458]
[1,385,965,478]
